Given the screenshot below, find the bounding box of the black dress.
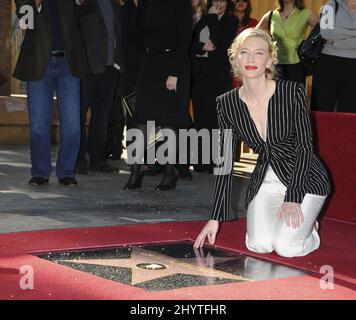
[135,0,193,127]
[119,0,140,97]
[191,12,238,130]
[190,11,237,170]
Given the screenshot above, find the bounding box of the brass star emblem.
[61,247,250,285]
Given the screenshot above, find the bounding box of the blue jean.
[27,57,80,179]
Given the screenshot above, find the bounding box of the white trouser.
[245,166,327,258]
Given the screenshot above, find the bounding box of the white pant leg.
[245,167,286,254]
[245,166,327,258]
[273,193,326,258]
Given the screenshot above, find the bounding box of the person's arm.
[169,0,193,77]
[284,84,313,204]
[332,37,356,50]
[191,18,208,56]
[194,96,239,248]
[208,14,237,52]
[255,11,271,32]
[209,97,239,221]
[321,26,356,40]
[307,10,319,28]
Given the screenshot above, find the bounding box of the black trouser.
[312,54,356,113]
[191,68,231,171]
[79,66,120,166]
[106,97,125,159]
[277,62,306,85]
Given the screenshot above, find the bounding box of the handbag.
[297,24,326,76]
[297,0,339,76]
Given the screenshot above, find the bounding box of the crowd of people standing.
[10,0,356,258]
[12,0,356,189]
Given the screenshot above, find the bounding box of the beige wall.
[250,0,328,20]
[0,0,13,96]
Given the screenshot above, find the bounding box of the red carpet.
[312,112,356,222]
[0,218,355,300]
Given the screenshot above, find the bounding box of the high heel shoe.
[155,164,178,191]
[124,164,144,190]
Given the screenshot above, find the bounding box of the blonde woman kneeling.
[194,28,330,258]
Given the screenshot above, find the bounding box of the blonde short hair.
[228,28,278,80]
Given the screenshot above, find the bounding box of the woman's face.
[237,37,272,80]
[235,0,248,13]
[212,0,227,15]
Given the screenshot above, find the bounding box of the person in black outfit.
[124,0,193,191]
[75,0,123,174]
[114,0,140,159]
[191,0,238,173]
[119,0,140,99]
[105,0,140,161]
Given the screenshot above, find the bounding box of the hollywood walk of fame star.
[60,247,251,285]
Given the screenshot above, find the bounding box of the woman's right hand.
[208,5,219,15]
[193,220,219,248]
[202,40,216,52]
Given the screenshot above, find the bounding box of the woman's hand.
[202,40,216,52]
[193,220,219,248]
[208,5,219,15]
[35,0,43,8]
[166,76,178,91]
[278,202,304,229]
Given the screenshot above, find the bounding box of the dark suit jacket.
[13,0,90,81]
[191,12,237,81]
[75,0,123,75]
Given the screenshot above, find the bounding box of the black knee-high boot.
[124,163,144,190]
[155,163,178,191]
[155,126,178,191]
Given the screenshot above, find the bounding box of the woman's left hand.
[278,202,304,229]
[166,76,178,91]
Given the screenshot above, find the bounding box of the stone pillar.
[0,0,13,96]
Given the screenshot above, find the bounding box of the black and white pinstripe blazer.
[210,79,330,221]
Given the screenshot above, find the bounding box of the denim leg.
[54,58,81,178]
[27,62,55,178]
